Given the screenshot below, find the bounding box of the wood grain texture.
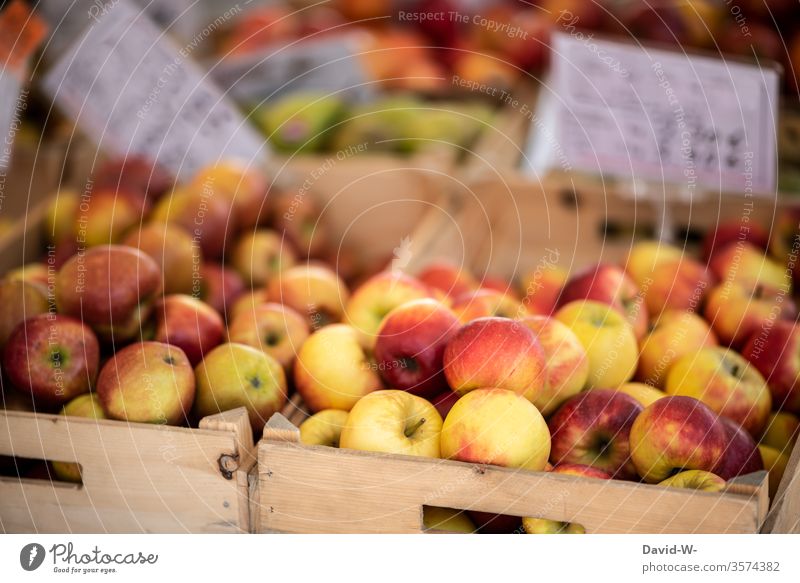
[254,414,768,534]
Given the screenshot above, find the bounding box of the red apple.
[702,219,770,261]
[226,302,310,370]
[198,262,246,320]
[3,314,100,407]
[417,262,477,299]
[520,264,567,316]
[713,416,764,480]
[709,241,790,292]
[123,222,202,295]
[431,390,459,419]
[443,317,546,402]
[742,320,800,414]
[94,156,172,212]
[551,463,612,480]
[451,288,528,323]
[153,295,225,366]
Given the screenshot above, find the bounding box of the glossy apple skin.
[637,310,717,387]
[195,342,287,432]
[644,257,713,317]
[703,220,769,261]
[520,265,568,316]
[51,393,107,482]
[520,316,589,415]
[227,302,310,370]
[709,242,790,292]
[345,271,432,344]
[443,317,546,401]
[418,262,477,299]
[704,281,797,348]
[153,295,225,366]
[56,245,162,341]
[123,223,201,295]
[97,341,195,425]
[440,388,551,470]
[630,396,727,483]
[3,314,100,407]
[559,263,648,340]
[299,409,349,447]
[294,324,382,412]
[713,416,764,480]
[551,463,612,480]
[742,320,800,414]
[450,288,528,323]
[554,300,638,389]
[549,389,643,479]
[340,390,443,458]
[269,264,350,329]
[198,262,245,320]
[760,411,800,452]
[373,299,460,398]
[658,470,726,492]
[665,347,772,437]
[0,279,49,348]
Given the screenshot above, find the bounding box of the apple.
[452,52,518,94]
[467,512,522,534]
[443,317,546,402]
[44,189,79,243]
[629,396,727,483]
[548,389,643,479]
[191,160,271,229]
[97,341,195,425]
[479,275,517,298]
[522,518,585,535]
[551,463,612,480]
[450,288,528,323]
[227,302,310,370]
[520,316,589,415]
[704,281,796,348]
[423,507,476,533]
[2,263,49,288]
[714,416,764,480]
[417,262,477,299]
[554,300,638,389]
[153,294,225,366]
[559,263,648,340]
[761,411,799,453]
[431,390,460,419]
[658,470,726,492]
[703,219,770,261]
[299,409,349,447]
[151,187,237,260]
[340,390,442,458]
[759,445,789,499]
[198,262,245,320]
[373,299,460,399]
[230,288,269,321]
[609,383,667,408]
[51,393,106,482]
[230,229,296,288]
[270,192,329,258]
[440,388,551,470]
[123,222,202,295]
[94,155,172,211]
[0,278,48,348]
[665,347,772,436]
[195,342,287,432]
[742,320,800,414]
[520,264,568,316]
[709,242,790,292]
[3,314,100,407]
[294,324,382,412]
[56,245,162,342]
[269,264,349,329]
[770,208,800,263]
[637,310,717,388]
[345,271,432,345]
[639,256,713,317]
[75,190,140,247]
[625,241,683,289]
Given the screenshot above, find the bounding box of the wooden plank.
[763,430,800,533]
[255,414,766,534]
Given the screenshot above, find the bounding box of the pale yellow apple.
[340,390,442,458]
[522,518,585,534]
[611,382,667,408]
[658,470,726,492]
[299,409,349,447]
[294,324,382,412]
[423,507,476,533]
[759,445,789,499]
[440,388,550,470]
[51,393,106,483]
[554,300,638,388]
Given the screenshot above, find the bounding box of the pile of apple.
[295,221,800,534]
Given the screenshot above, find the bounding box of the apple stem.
[404,417,426,437]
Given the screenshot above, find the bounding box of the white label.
[0,72,22,175]
[42,0,267,179]
[524,32,780,196]
[211,33,375,105]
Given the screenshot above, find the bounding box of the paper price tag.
[42,0,267,180]
[211,32,376,105]
[524,32,780,196]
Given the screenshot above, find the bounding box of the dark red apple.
[153,295,225,366]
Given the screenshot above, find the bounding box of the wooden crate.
[252,402,768,534]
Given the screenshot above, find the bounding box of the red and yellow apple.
[450,288,527,323]
[417,262,477,299]
[153,294,225,366]
[230,229,296,288]
[227,302,309,370]
[123,222,201,295]
[269,264,349,329]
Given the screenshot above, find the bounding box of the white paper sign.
[42,0,267,179]
[525,32,780,195]
[211,32,375,105]
[0,71,22,174]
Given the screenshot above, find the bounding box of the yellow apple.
[299,409,349,447]
[761,411,799,453]
[609,382,667,407]
[554,300,638,388]
[423,507,476,533]
[51,393,106,483]
[269,264,349,329]
[340,390,442,458]
[658,470,726,492]
[522,518,585,534]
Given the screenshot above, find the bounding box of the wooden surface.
[254,414,768,534]
[0,407,254,533]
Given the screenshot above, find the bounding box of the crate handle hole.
[0,455,83,487]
